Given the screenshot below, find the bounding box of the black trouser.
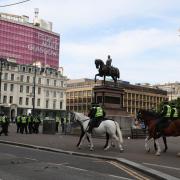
[28,122,33,134]
[16,122,21,133]
[34,123,39,133]
[21,123,28,134]
[56,122,59,132]
[156,117,169,133]
[0,123,8,136]
[88,117,102,133]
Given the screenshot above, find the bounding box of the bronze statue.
[94,55,120,84]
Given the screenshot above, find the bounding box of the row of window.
[2,73,64,87]
[2,95,64,109]
[2,83,64,98]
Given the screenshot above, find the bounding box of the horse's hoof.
[155,152,161,156]
[78,146,81,150]
[177,153,180,157]
[90,147,94,151]
[146,148,150,153]
[104,146,110,151]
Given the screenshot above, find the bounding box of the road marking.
[143,162,180,171]
[108,161,150,180]
[108,174,133,180]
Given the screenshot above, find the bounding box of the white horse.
[73,112,124,152]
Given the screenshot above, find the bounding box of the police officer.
[0,112,9,136]
[15,115,22,133]
[170,104,178,120]
[28,113,33,134]
[87,103,105,134]
[156,101,171,134]
[21,114,28,134]
[33,115,41,134]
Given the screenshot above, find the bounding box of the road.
[0,143,154,180]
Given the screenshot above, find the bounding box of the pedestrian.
[61,117,65,133]
[27,113,33,134]
[15,115,21,133]
[0,112,9,136]
[20,114,28,134]
[55,116,60,132]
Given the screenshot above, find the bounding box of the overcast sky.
[1,0,180,84]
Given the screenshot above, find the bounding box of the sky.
[1,0,180,84]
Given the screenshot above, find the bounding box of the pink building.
[0,13,60,68]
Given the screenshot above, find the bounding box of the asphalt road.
[0,143,154,180]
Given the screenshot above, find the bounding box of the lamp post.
[32,62,37,117]
[0,58,7,111]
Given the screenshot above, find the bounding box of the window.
[60,101,63,109]
[38,87,41,94]
[37,98,40,106]
[47,79,50,86]
[46,90,49,97]
[46,100,49,108]
[20,85,23,93]
[60,92,63,98]
[19,97,23,105]
[27,76,30,83]
[4,83,7,91]
[38,78,41,84]
[9,96,13,103]
[53,100,56,109]
[53,91,56,98]
[3,96,7,103]
[54,80,56,86]
[20,75,24,81]
[11,74,14,81]
[26,86,29,93]
[10,84,14,91]
[4,73,8,80]
[61,81,63,87]
[25,98,29,105]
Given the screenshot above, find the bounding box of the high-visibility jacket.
[28,116,32,123]
[164,105,171,117]
[95,107,103,118]
[21,116,27,124]
[172,108,178,118]
[17,116,21,123]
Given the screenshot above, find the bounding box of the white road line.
[109,174,133,180]
[143,162,180,171]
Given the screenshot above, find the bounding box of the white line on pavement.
[143,162,180,171]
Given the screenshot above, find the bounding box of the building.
[66,78,167,116]
[0,60,67,121]
[0,11,59,68]
[153,82,180,100]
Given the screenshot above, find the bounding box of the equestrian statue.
[94,55,120,84]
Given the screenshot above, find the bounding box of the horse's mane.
[74,112,90,122]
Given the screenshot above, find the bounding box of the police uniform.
[0,113,9,136]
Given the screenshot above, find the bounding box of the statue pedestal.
[93,85,127,116]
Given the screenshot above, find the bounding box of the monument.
[93,55,128,117]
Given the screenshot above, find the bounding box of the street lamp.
[0,58,8,111]
[32,62,37,117]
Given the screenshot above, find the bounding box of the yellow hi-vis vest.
[17,116,21,123]
[164,105,171,117]
[95,107,103,118]
[21,116,27,124]
[172,108,178,118]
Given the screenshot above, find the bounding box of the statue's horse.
[72,112,124,152]
[137,109,180,156]
[95,59,120,84]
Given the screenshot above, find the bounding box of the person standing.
[61,117,65,133]
[0,112,9,136]
[21,114,28,134]
[33,115,41,134]
[15,115,21,133]
[28,114,33,134]
[55,116,60,133]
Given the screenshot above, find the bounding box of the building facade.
[153,82,180,100]
[0,12,59,68]
[0,61,67,120]
[66,79,167,116]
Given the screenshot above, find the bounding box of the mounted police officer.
[87,103,106,134]
[0,112,9,136]
[170,104,178,120]
[156,101,171,134]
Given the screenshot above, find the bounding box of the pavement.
[0,123,180,180]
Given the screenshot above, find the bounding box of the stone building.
[66,78,167,117]
[0,60,67,121]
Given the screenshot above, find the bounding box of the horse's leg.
[112,134,123,152]
[77,131,85,147]
[86,132,94,151]
[145,136,151,152]
[162,136,168,153]
[78,131,87,149]
[104,132,109,150]
[154,139,157,151]
[155,138,161,156]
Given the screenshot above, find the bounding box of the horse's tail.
[115,121,123,143]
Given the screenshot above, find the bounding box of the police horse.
[95,59,120,84]
[73,112,124,152]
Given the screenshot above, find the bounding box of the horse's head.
[95,59,104,69]
[72,112,90,124]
